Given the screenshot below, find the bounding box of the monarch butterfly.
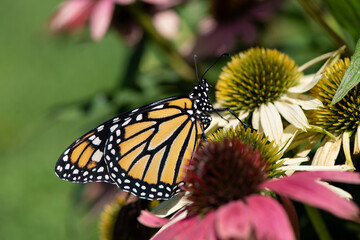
[55,57,245,200]
[55,76,215,200]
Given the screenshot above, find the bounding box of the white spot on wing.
[152,105,163,110]
[136,114,143,121]
[92,149,103,162]
[122,118,131,126]
[92,137,101,146]
[116,130,121,136]
[110,124,118,132]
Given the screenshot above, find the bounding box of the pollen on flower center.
[308,58,360,134]
[216,47,303,115]
[183,137,269,215]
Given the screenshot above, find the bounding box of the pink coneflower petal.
[262,172,360,221]
[137,210,170,228]
[215,200,251,239]
[50,0,94,31]
[151,215,198,240]
[247,195,295,240]
[176,211,217,240]
[292,171,360,184]
[90,0,115,41]
[151,212,217,240]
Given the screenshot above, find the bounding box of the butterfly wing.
[55,122,115,184]
[55,96,202,200]
[104,97,202,200]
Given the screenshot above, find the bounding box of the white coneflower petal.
[342,132,354,168]
[252,107,261,131]
[274,101,309,130]
[312,136,342,166]
[287,74,320,93]
[259,103,283,143]
[354,125,360,154]
[282,93,323,110]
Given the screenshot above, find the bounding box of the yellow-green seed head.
[216,47,303,115]
[308,58,360,134]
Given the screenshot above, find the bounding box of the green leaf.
[331,38,360,105]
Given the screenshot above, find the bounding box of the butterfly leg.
[212,108,257,132]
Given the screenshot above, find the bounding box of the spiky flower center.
[308,58,360,134]
[216,47,303,115]
[183,127,284,215]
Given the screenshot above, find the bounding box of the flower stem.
[304,204,332,240]
[297,0,352,56]
[127,4,195,81]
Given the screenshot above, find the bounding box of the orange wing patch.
[120,129,154,156]
[148,115,188,150]
[160,120,192,184]
[124,121,156,139]
[119,142,147,170]
[175,121,200,183]
[128,155,150,179]
[168,98,193,109]
[70,141,89,164]
[147,108,182,119]
[78,145,95,168]
[143,147,166,184]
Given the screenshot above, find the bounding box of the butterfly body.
[55,79,213,200]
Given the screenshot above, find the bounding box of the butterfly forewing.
[55,126,114,184]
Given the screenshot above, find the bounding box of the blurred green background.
[1,0,358,239]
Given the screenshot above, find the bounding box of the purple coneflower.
[138,127,360,239]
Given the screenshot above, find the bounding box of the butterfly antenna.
[194,54,200,83]
[200,53,230,80]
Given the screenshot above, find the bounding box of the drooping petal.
[259,102,283,143]
[215,201,251,239]
[50,0,95,31]
[282,93,323,110]
[247,195,295,240]
[261,172,360,221]
[354,125,360,154]
[153,10,180,40]
[151,215,199,240]
[137,210,170,228]
[287,74,321,93]
[278,195,299,240]
[281,164,353,172]
[274,100,309,130]
[288,170,360,184]
[90,0,115,41]
[176,211,217,240]
[252,107,261,131]
[318,181,353,200]
[312,135,342,166]
[342,131,355,168]
[151,194,190,217]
